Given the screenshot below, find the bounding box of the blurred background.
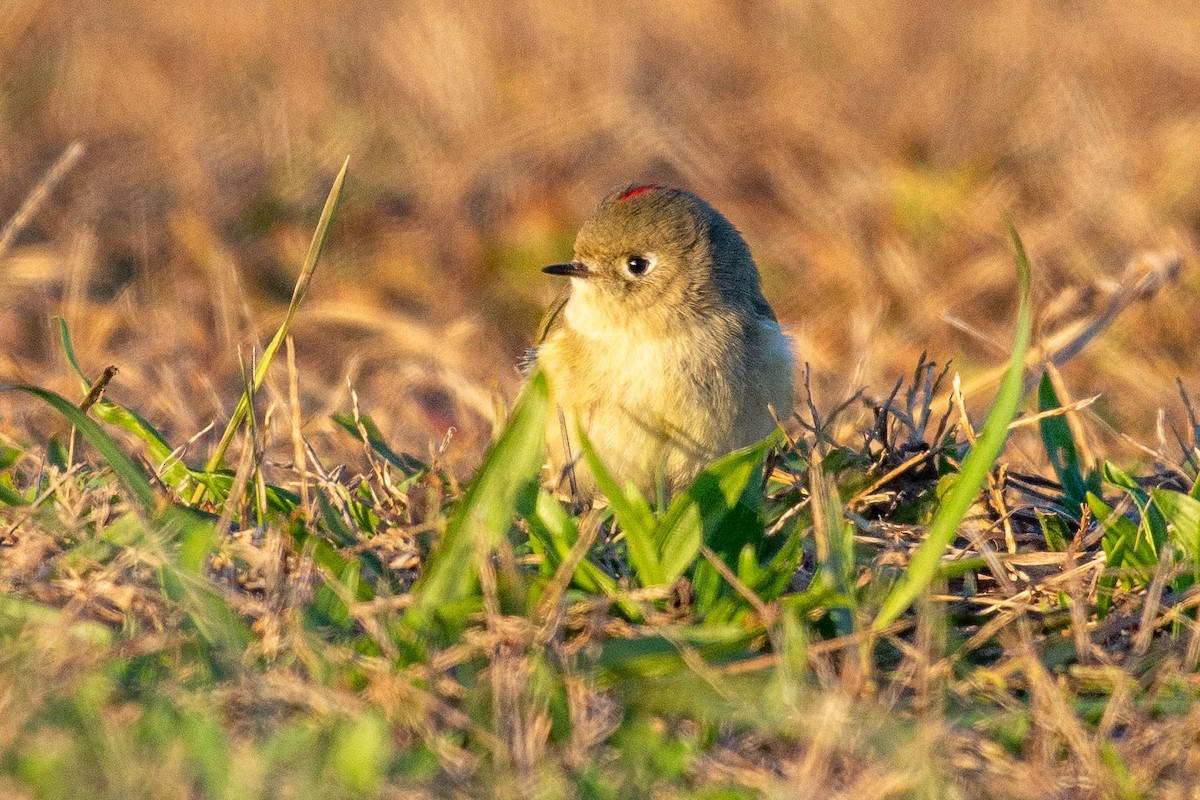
[1,0,1198,475]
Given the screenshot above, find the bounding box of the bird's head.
[544,185,767,332]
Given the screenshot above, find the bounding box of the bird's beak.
[542,261,590,278]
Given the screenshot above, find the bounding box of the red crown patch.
[617,184,664,202]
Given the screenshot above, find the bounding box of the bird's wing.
[751,293,778,322]
[536,287,571,344]
[520,287,571,376]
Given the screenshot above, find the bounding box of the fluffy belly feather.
[538,318,792,498]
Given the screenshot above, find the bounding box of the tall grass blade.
[197,157,349,489]
[874,225,1032,629]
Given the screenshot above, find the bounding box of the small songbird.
[531,184,795,500]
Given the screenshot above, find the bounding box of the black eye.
[626,255,650,275]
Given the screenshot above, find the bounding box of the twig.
[79,366,118,411]
[0,142,86,260]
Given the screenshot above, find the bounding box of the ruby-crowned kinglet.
[531,184,794,499]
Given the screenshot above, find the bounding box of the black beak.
[542,261,589,278]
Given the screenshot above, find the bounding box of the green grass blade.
[410,370,549,616]
[329,713,391,796]
[520,489,645,620]
[874,225,1032,630]
[179,710,233,800]
[0,595,113,645]
[54,315,91,394]
[1037,372,1088,512]
[92,400,191,489]
[56,316,193,490]
[1103,460,1168,556]
[655,501,702,585]
[4,384,157,512]
[0,482,27,507]
[200,157,349,481]
[810,455,856,635]
[159,565,254,653]
[1036,509,1070,552]
[577,426,664,585]
[1088,492,1146,616]
[331,411,426,476]
[1150,488,1200,564]
[159,505,220,574]
[525,489,613,595]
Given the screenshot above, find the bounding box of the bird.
[530,184,794,500]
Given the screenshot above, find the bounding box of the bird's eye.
[625,254,653,276]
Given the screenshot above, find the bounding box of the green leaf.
[180,710,232,800]
[660,435,775,572]
[160,505,219,573]
[0,480,28,507]
[55,315,92,395]
[0,444,23,470]
[874,224,1033,630]
[656,502,702,584]
[411,370,549,616]
[59,315,194,491]
[1037,372,1089,512]
[1102,461,1141,495]
[1087,493,1145,617]
[91,400,191,490]
[1037,510,1070,552]
[1151,488,1200,564]
[0,595,113,644]
[3,384,157,512]
[936,555,989,579]
[1103,461,1168,556]
[159,565,253,654]
[290,517,375,604]
[577,426,663,586]
[755,527,803,602]
[598,624,756,682]
[523,489,627,601]
[772,606,809,699]
[316,491,359,547]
